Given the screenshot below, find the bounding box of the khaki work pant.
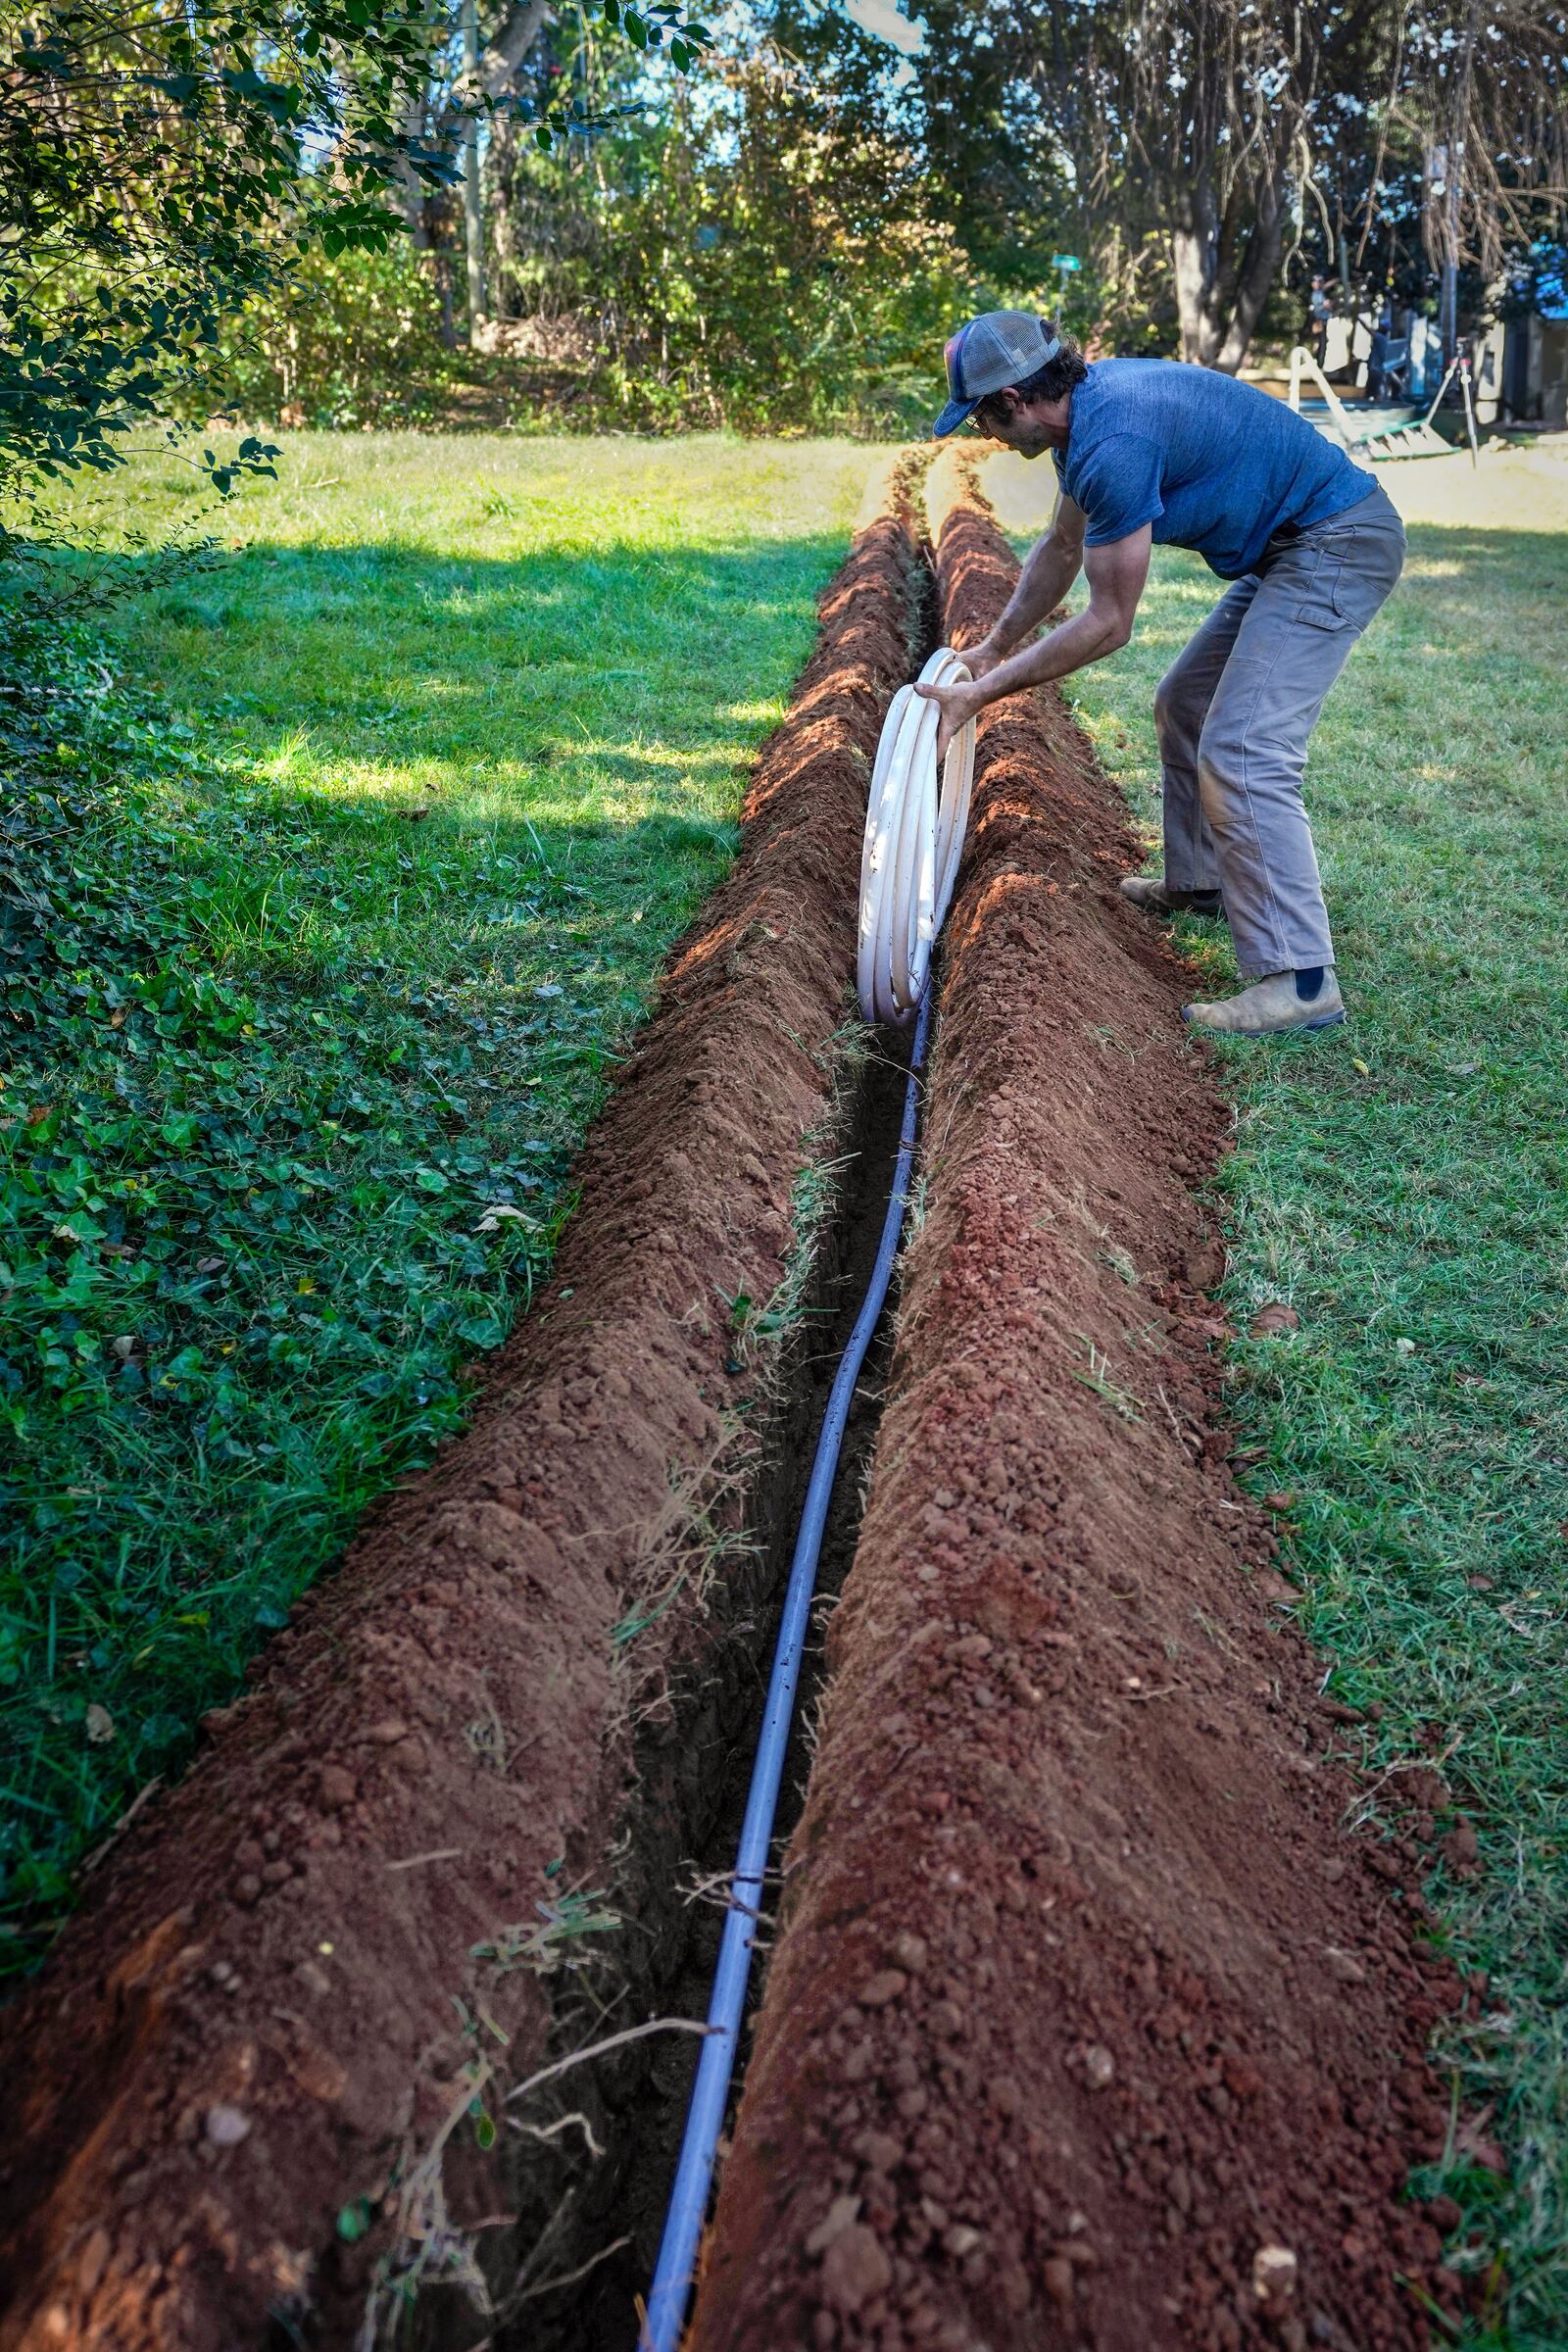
[1155,481,1406,980]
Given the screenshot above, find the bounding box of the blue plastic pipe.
[641,992,933,2352]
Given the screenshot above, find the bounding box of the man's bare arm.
[971,495,1088,669]
[917,525,1152,759]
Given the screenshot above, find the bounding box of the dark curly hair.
[978,324,1089,413]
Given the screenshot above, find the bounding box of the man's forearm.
[918,522,1147,761]
[977,601,1129,701]
[988,531,1082,654]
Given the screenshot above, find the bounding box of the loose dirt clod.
[0,486,927,2352]
[685,471,1459,2352]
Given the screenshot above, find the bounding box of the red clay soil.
[686,476,1463,2352]
[0,497,922,2352]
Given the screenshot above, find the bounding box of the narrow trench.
[442,538,944,2352]
[496,1038,918,2352]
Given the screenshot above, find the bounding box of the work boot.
[1183,968,1347,1038]
[1119,874,1225,919]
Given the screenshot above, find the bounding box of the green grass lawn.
[0,432,879,1973]
[1054,520,1568,2348]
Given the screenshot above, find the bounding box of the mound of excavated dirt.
[0,497,923,2352]
[685,474,1462,2352]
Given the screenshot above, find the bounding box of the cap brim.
[932,395,978,439]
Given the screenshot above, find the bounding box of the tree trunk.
[481,0,554,95]
[1213,172,1285,373]
[1171,225,1208,363]
[437,251,460,350]
[488,115,518,319]
[461,0,485,338]
[1171,164,1286,374]
[393,93,428,239]
[1171,169,1218,364]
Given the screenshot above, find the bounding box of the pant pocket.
[1294,545,1351,631]
[1298,524,1401,631]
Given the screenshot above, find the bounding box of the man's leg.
[1149,577,1259,898]
[1190,491,1405,1000]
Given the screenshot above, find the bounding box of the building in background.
[1497,256,1568,429]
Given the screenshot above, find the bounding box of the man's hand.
[957,635,1006,685]
[914,672,984,764]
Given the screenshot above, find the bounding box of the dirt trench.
[684,473,1464,2352]
[0,481,930,2352]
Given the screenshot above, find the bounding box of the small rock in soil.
[1325,1949,1367,1984]
[1082,2042,1115,2089]
[205,2105,251,2148]
[819,2222,892,2314]
[858,1969,907,2008]
[805,2193,861,2258]
[1252,2244,1298,2305]
[318,1764,357,1811]
[1042,2256,1075,2313]
[998,2260,1031,2315]
[891,1931,928,1974]
[1250,1302,1300,1338]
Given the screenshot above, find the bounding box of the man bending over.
[917,312,1405,1038]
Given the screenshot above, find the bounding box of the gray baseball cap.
[934,311,1061,437]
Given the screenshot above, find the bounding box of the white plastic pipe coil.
[857,646,977,1026]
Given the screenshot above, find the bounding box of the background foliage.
[190,0,1568,435]
[0,0,462,534]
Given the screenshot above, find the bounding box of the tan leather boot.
[1119,874,1225,918]
[1183,969,1347,1037]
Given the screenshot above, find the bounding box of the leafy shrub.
[211,245,460,430]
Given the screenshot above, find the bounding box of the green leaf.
[336,2198,374,2243]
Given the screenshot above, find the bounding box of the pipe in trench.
[640,990,933,2352]
[642,634,975,2347]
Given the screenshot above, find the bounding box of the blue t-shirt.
[1052,359,1376,579]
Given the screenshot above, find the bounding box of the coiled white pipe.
[857,646,977,1026]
